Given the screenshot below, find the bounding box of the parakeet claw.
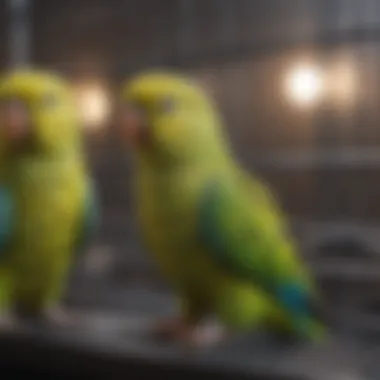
[39,307,78,328]
[154,318,186,340]
[154,318,225,347]
[184,324,226,347]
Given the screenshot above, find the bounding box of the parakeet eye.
[41,94,59,108]
[160,97,175,113]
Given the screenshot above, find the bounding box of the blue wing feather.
[75,180,101,254]
[198,180,316,328]
[0,186,14,254]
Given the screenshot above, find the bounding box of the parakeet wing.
[198,177,313,317]
[0,186,14,254]
[74,181,100,254]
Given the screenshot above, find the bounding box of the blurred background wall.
[27,0,380,221]
[4,0,380,301]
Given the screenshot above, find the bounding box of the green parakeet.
[119,71,327,345]
[0,70,100,326]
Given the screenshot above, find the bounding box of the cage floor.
[0,288,378,380]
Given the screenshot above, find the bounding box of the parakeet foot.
[154,317,187,340]
[37,307,79,328]
[154,318,225,347]
[184,323,226,347]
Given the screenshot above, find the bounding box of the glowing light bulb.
[285,64,324,108]
[75,83,111,130]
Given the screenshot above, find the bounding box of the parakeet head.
[0,70,82,158]
[119,71,230,165]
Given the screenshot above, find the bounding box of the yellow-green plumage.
[122,71,326,341]
[0,70,99,315]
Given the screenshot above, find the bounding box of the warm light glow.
[327,61,357,107]
[285,64,324,107]
[75,83,111,130]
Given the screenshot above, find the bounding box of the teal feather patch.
[198,180,272,289]
[276,284,309,316]
[75,180,101,254]
[0,186,14,254]
[198,180,314,325]
[198,181,226,253]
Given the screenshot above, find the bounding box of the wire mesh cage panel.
[23,1,380,302]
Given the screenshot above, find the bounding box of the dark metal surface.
[0,288,376,380]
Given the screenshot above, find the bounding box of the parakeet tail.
[309,295,332,327]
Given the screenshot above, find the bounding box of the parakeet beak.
[0,99,31,142]
[118,103,149,147]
